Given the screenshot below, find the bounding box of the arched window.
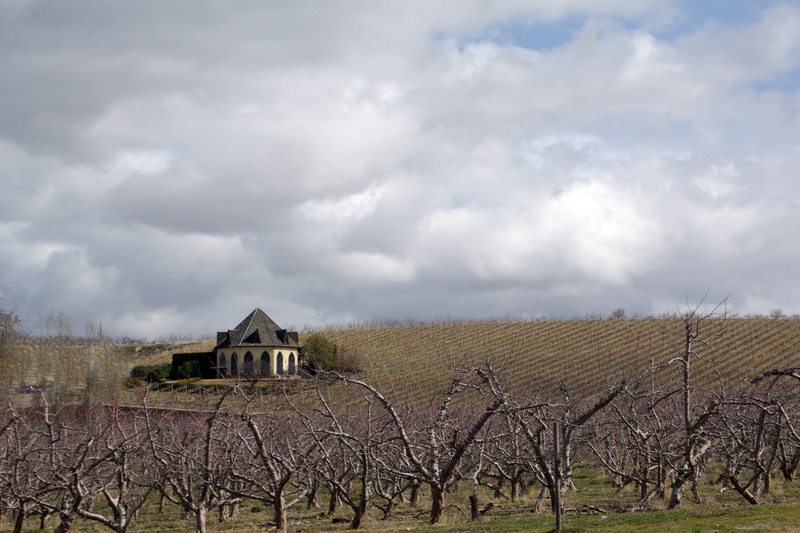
[231,352,239,377]
[218,353,227,378]
[277,352,284,375]
[288,353,296,375]
[243,351,254,377]
[261,351,270,376]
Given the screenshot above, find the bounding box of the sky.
[2,0,800,338]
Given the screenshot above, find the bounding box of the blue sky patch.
[754,68,800,93]
[656,0,768,41]
[448,16,586,52]
[487,16,586,51]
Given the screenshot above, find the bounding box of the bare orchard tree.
[0,402,51,533]
[69,404,156,532]
[511,381,625,514]
[331,363,509,524]
[226,386,317,533]
[371,468,414,521]
[663,302,726,509]
[589,381,678,510]
[592,301,726,511]
[12,392,116,533]
[478,413,536,502]
[298,385,386,529]
[712,394,779,504]
[1,396,157,533]
[144,389,239,533]
[775,405,800,483]
[749,368,800,484]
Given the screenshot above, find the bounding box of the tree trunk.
[510,476,519,501]
[12,508,25,533]
[519,477,530,497]
[691,478,702,504]
[763,426,780,495]
[274,495,287,533]
[307,481,319,510]
[40,508,52,531]
[667,472,687,509]
[349,508,363,530]
[349,475,369,530]
[409,481,420,507]
[53,510,78,533]
[633,486,660,511]
[493,477,506,499]
[728,474,759,505]
[533,485,547,513]
[327,487,338,515]
[639,451,649,500]
[380,498,394,520]
[196,506,207,533]
[429,486,446,524]
[469,494,480,521]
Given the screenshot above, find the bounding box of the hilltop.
[129,315,800,404]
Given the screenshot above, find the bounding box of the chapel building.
[214,308,300,378]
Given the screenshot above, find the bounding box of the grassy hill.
[128,338,216,367]
[318,316,800,403]
[129,315,800,405]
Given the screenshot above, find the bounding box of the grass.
[8,464,800,532]
[10,488,800,532]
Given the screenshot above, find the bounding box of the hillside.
[129,339,216,367]
[128,316,800,405]
[1,338,216,393]
[311,316,800,404]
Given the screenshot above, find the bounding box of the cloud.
[2,1,800,336]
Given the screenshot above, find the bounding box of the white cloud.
[544,181,663,284]
[112,149,173,176]
[297,184,387,226]
[329,252,416,284]
[3,1,800,335]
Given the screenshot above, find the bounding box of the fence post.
[554,422,562,531]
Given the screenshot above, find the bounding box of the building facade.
[214,308,300,377]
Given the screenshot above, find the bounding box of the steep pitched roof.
[215,308,300,350]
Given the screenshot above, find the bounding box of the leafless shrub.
[336,344,364,373]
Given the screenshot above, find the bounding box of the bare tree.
[0,309,22,387]
[591,300,726,511]
[0,402,45,533]
[589,383,677,510]
[2,390,117,533]
[330,363,508,524]
[226,386,317,533]
[712,397,777,504]
[0,309,19,360]
[664,304,724,509]
[749,367,800,483]
[144,389,238,533]
[511,381,624,514]
[70,404,156,532]
[299,386,384,529]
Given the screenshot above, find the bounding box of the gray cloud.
[2,1,799,337]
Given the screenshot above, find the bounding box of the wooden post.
[554,422,562,531]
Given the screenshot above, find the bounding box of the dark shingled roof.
[215,308,300,350]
